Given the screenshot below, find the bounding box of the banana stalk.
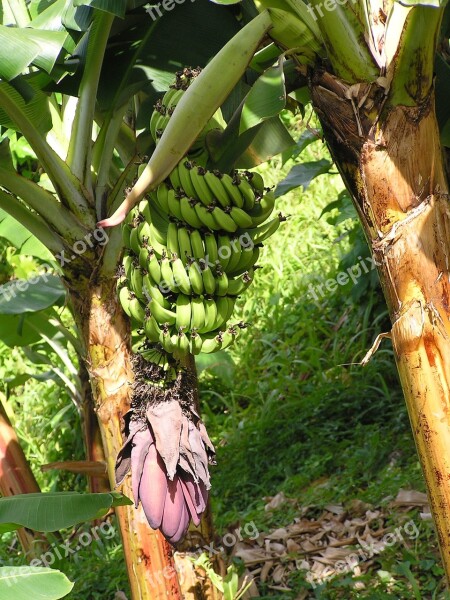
[98,11,273,228]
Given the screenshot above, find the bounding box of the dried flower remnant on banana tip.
[115,358,216,543]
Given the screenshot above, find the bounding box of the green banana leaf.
[0,567,73,600]
[0,207,54,260]
[240,58,286,134]
[275,158,331,197]
[0,275,65,315]
[0,492,132,533]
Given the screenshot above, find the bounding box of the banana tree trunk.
[68,277,182,600]
[311,73,450,579]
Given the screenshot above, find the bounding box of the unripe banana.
[214,296,235,330]
[148,296,177,326]
[204,232,219,265]
[156,183,170,214]
[225,237,243,274]
[130,265,145,301]
[160,327,177,353]
[160,255,179,293]
[142,273,171,309]
[249,191,275,226]
[130,226,141,255]
[248,171,265,194]
[248,214,285,244]
[167,189,183,221]
[172,256,192,295]
[180,196,203,229]
[189,229,206,261]
[234,172,257,210]
[169,168,181,190]
[190,296,206,331]
[228,245,260,277]
[215,265,229,296]
[212,206,238,233]
[204,170,230,208]
[177,160,197,199]
[200,298,218,333]
[175,294,192,329]
[221,173,245,208]
[190,165,215,205]
[190,330,203,355]
[200,331,223,354]
[187,259,204,295]
[167,221,181,258]
[118,285,133,318]
[178,226,193,265]
[227,269,254,296]
[129,295,146,324]
[220,326,238,350]
[122,253,135,280]
[176,329,190,356]
[217,233,232,271]
[194,203,217,230]
[229,206,254,229]
[144,314,162,342]
[199,260,216,295]
[122,223,133,249]
[147,250,162,284]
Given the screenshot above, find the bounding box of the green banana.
[212,206,238,233]
[220,326,238,350]
[147,250,162,285]
[169,167,182,191]
[122,223,133,249]
[229,206,254,229]
[172,256,192,295]
[176,329,190,356]
[204,170,230,208]
[160,328,177,353]
[167,188,183,220]
[122,254,134,280]
[129,295,146,323]
[227,269,254,296]
[148,296,177,326]
[225,238,243,274]
[200,332,223,354]
[130,226,141,255]
[221,173,245,208]
[200,298,218,333]
[156,183,170,213]
[204,232,219,264]
[130,266,145,301]
[142,273,171,309]
[215,266,229,296]
[160,255,179,293]
[248,214,285,244]
[235,173,257,210]
[195,203,217,230]
[190,296,206,331]
[189,165,215,205]
[118,285,133,318]
[177,160,197,198]
[199,260,216,295]
[249,191,275,225]
[177,226,193,265]
[214,296,236,330]
[180,196,203,228]
[167,221,181,257]
[175,294,192,329]
[217,233,232,270]
[187,259,204,295]
[228,245,260,277]
[189,229,206,261]
[144,314,162,342]
[190,330,203,355]
[247,171,265,194]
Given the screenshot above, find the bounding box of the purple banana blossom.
[115,399,215,544]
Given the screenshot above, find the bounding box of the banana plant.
[98,0,450,589]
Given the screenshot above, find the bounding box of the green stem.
[0,189,64,254]
[0,168,88,242]
[66,11,115,189]
[93,103,129,219]
[308,0,379,82]
[387,5,444,107]
[0,84,93,226]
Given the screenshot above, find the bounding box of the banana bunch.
[119,160,285,358]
